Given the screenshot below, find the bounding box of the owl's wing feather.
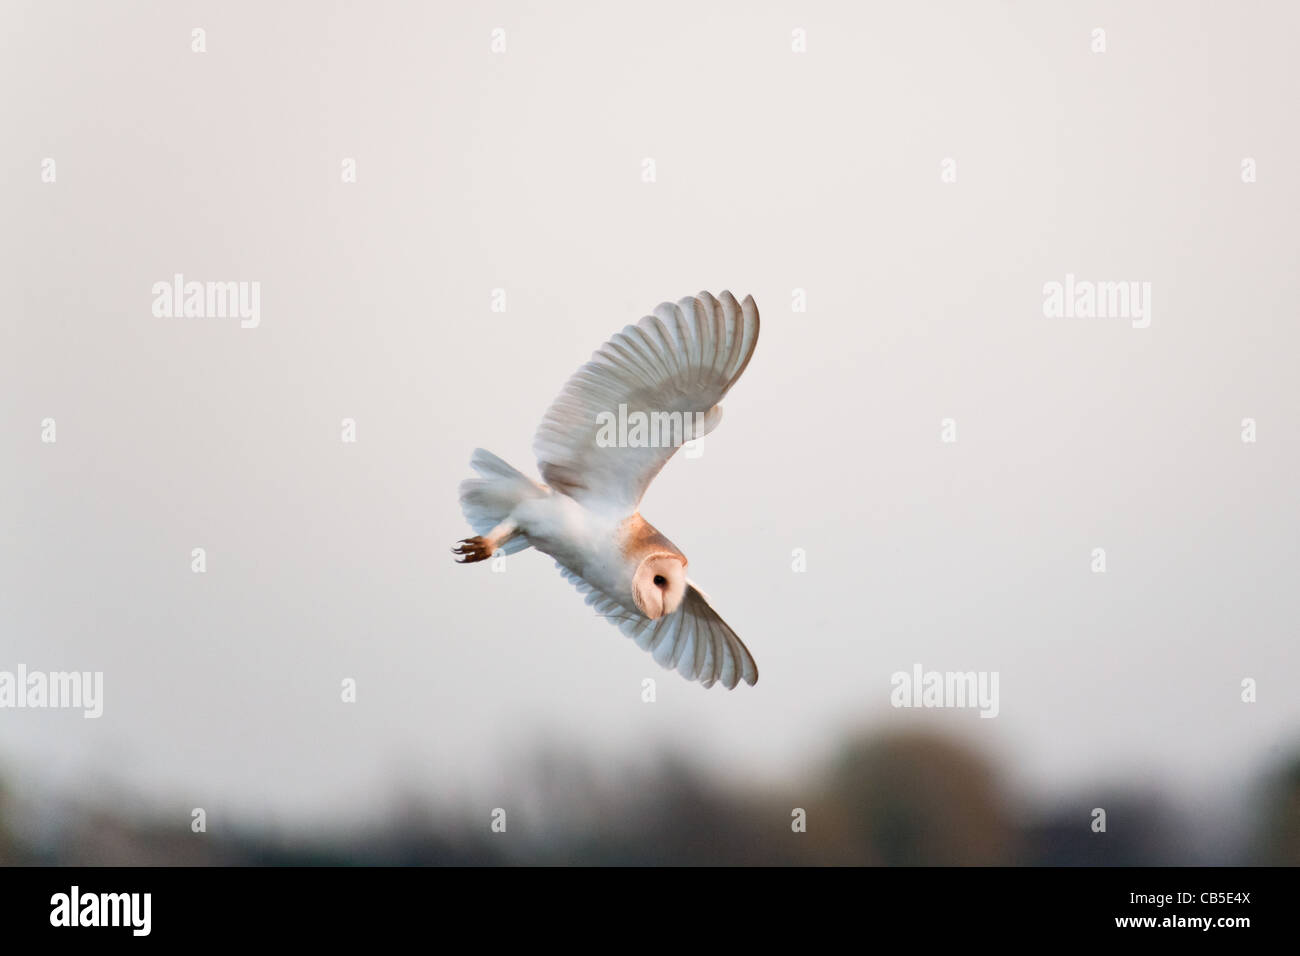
[533,291,759,514]
[556,564,758,689]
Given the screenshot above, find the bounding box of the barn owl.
[453,291,760,689]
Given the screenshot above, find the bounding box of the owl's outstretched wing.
[556,564,758,690]
[533,291,759,514]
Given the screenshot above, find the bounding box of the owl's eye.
[653,575,667,587]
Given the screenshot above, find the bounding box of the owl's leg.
[452,519,519,564]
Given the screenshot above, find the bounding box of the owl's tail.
[456,448,545,556]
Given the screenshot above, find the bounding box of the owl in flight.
[453,291,760,689]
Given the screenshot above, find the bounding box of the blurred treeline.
[2,730,1296,866]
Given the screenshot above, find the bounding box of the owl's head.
[632,553,687,620]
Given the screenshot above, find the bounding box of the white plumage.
[454,291,760,689]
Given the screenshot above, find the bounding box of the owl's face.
[632,553,687,619]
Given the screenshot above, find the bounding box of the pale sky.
[1,1,1297,830]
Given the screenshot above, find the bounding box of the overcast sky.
[2,1,1297,828]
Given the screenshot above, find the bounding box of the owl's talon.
[452,536,492,563]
